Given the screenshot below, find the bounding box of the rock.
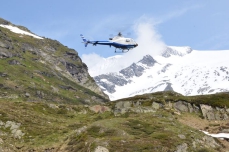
[90,96,105,103]
[152,102,160,110]
[187,103,193,113]
[0,40,13,49]
[94,146,109,152]
[175,143,188,152]
[0,121,4,127]
[226,108,229,113]
[173,111,181,115]
[206,111,215,120]
[178,134,186,139]
[0,138,3,144]
[8,59,20,65]
[200,104,215,120]
[114,101,132,115]
[131,107,155,113]
[215,112,221,120]
[138,55,157,67]
[223,113,229,120]
[21,43,40,54]
[94,74,128,93]
[36,90,45,98]
[4,121,24,139]
[12,129,24,139]
[0,47,13,58]
[120,63,144,78]
[59,85,77,91]
[48,104,59,109]
[5,121,21,130]
[25,92,30,97]
[193,104,200,113]
[221,129,229,133]
[203,135,220,148]
[89,105,111,113]
[51,86,59,93]
[0,72,8,77]
[133,101,141,107]
[174,101,189,112]
[76,126,87,135]
[115,101,132,109]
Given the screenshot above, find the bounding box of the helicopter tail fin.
[80,34,89,47]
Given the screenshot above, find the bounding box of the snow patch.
[0,24,43,39]
[202,131,229,139]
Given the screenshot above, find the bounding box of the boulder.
[94,146,109,152]
[174,101,189,112]
[152,102,160,110]
[25,92,30,97]
[0,47,13,58]
[200,104,217,120]
[175,143,188,152]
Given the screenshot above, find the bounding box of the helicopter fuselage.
[80,34,138,52]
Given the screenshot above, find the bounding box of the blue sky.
[1,0,229,58]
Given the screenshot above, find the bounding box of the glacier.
[84,46,229,100]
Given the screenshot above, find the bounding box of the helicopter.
[80,32,138,53]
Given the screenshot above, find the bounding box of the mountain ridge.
[92,46,229,100]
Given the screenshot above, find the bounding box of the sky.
[1,0,229,59]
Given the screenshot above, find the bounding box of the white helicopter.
[80,32,138,53]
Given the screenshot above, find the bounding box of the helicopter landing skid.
[114,49,130,53]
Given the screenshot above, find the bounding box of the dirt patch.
[178,113,229,151]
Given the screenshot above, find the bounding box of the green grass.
[113,91,229,108]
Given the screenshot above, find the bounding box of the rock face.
[0,18,109,102]
[94,74,128,93]
[113,100,229,120]
[94,55,157,94]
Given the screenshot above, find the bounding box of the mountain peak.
[138,54,157,66]
[161,46,192,58]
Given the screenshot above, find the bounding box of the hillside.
[1,91,229,151]
[0,18,108,104]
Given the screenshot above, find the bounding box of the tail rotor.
[80,34,89,47]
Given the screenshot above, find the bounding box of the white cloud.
[82,17,166,76]
[82,53,104,69]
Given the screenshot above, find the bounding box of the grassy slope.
[0,26,107,105]
[114,91,229,108]
[0,99,219,152]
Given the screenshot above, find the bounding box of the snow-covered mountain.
[88,46,229,100]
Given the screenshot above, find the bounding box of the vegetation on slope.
[114,91,229,108]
